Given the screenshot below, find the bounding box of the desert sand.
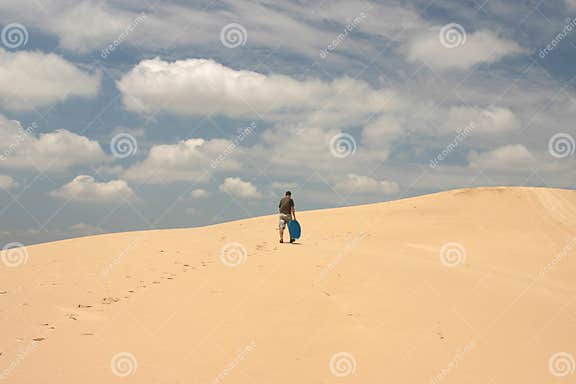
[1,186,575,383]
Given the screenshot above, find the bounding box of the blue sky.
[0,0,575,245]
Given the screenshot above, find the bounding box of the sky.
[0,0,575,245]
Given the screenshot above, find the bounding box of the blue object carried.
[288,220,301,240]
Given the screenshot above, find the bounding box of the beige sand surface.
[1,187,575,383]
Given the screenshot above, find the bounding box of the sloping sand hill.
[1,187,575,383]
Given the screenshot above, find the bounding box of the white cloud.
[117,58,395,121]
[362,115,404,145]
[190,189,209,198]
[51,175,136,203]
[0,49,100,110]
[468,144,536,170]
[219,177,262,199]
[0,115,108,171]
[123,138,240,184]
[406,28,525,70]
[270,181,299,191]
[68,222,104,236]
[0,175,17,190]
[446,106,520,133]
[335,174,399,194]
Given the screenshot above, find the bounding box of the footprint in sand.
[77,304,92,309]
[101,297,120,305]
[32,338,45,342]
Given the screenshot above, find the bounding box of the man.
[278,191,296,243]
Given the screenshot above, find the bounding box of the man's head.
[285,191,292,197]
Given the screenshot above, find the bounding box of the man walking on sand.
[278,191,296,243]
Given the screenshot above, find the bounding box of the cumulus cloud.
[335,174,399,194]
[0,49,100,111]
[406,28,525,70]
[219,177,262,199]
[468,144,536,170]
[51,175,136,203]
[117,58,395,121]
[190,189,210,198]
[68,222,104,236]
[123,138,240,184]
[446,106,520,133]
[0,115,108,171]
[0,175,17,190]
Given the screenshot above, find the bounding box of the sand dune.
[1,187,575,383]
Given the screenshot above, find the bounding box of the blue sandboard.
[288,220,301,240]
